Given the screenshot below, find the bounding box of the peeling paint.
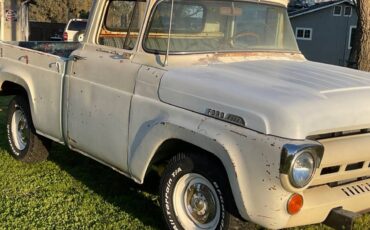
[197,52,304,65]
[268,185,277,191]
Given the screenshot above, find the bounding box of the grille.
[341,183,370,197]
[320,161,368,176]
[308,132,370,187]
[308,128,370,140]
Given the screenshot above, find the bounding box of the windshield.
[143,0,299,53]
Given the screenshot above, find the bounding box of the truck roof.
[271,0,288,6]
[261,0,289,6]
[147,0,289,7]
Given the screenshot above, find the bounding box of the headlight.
[280,144,324,190]
[290,151,315,188]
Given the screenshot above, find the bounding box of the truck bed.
[6,41,80,58]
[0,41,76,143]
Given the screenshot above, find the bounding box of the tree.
[348,0,370,71]
[28,0,92,23]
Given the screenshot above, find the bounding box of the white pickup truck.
[0,0,369,229]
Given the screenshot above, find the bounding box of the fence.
[29,21,66,41]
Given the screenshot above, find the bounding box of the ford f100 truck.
[0,0,369,229]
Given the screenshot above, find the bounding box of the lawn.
[0,96,368,229]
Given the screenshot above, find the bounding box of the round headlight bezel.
[289,151,316,188]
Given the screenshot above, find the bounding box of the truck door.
[66,0,147,172]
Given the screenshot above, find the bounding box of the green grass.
[0,97,163,229]
[0,96,368,229]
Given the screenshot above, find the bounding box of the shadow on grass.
[0,97,164,229]
[0,97,11,149]
[48,145,165,229]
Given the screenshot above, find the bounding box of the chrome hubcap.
[186,183,217,224]
[173,173,220,229]
[11,109,29,152]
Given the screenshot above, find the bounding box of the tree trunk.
[348,0,370,72]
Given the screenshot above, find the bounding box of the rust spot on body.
[268,185,277,191]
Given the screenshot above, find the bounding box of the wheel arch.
[1,80,29,97]
[129,122,236,183]
[0,75,41,143]
[147,138,205,167]
[0,75,35,123]
[128,122,246,219]
[0,72,33,100]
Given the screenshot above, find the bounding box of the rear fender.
[0,72,35,121]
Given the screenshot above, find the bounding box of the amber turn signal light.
[287,193,303,215]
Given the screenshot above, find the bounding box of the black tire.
[6,96,49,163]
[160,153,248,230]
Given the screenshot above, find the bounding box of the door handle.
[111,53,132,60]
[18,55,29,64]
[49,62,61,73]
[70,54,87,61]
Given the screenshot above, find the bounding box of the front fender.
[127,96,314,228]
[128,118,249,217]
[127,95,260,220]
[129,121,236,182]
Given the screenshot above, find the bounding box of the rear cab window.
[98,0,147,50]
[68,21,87,31]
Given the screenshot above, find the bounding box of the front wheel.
[160,153,245,230]
[7,96,49,163]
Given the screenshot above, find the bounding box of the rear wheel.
[7,96,49,163]
[160,153,246,230]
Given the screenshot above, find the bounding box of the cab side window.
[99,0,146,50]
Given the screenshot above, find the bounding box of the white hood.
[159,60,370,139]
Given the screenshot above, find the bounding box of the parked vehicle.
[50,33,63,41]
[0,0,369,229]
[63,18,88,42]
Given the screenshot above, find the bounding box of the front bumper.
[286,178,370,228]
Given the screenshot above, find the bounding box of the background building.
[0,0,31,41]
[289,0,357,66]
